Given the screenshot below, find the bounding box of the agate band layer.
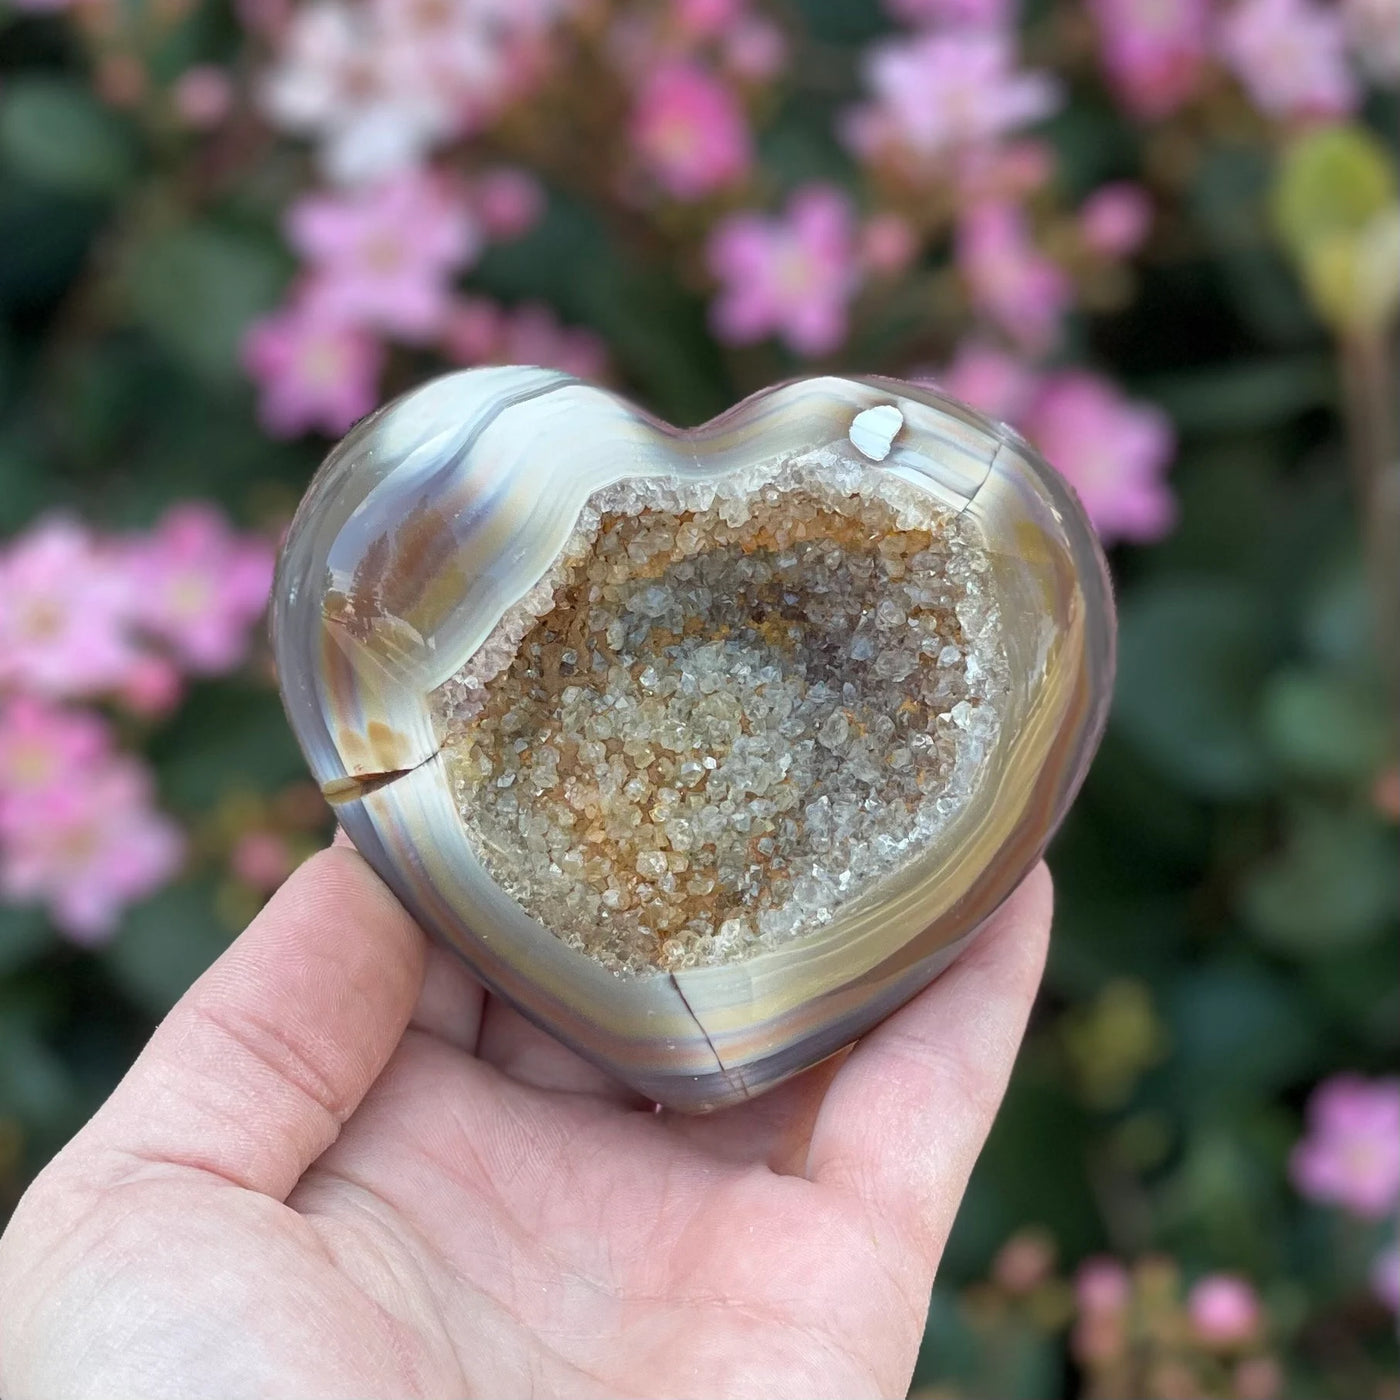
[272,369,1115,1111]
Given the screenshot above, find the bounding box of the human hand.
[0,842,1051,1400]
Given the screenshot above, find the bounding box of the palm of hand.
[0,849,1050,1400]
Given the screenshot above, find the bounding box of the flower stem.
[1339,330,1400,693]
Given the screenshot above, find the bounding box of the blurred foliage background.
[0,0,1397,1393]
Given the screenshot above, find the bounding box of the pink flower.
[95,55,147,110]
[706,184,860,356]
[0,520,141,699]
[1076,1256,1132,1315]
[1188,1274,1262,1346]
[1021,370,1177,543]
[936,351,1178,548]
[472,167,545,241]
[1234,1357,1284,1400]
[1343,0,1400,82]
[936,341,1040,422]
[1090,0,1210,118]
[957,201,1070,352]
[288,169,479,340]
[173,66,234,128]
[1080,182,1153,257]
[236,0,291,39]
[1218,0,1359,120]
[1372,1244,1400,1313]
[242,298,384,438]
[122,506,275,674]
[370,0,564,131]
[631,61,752,201]
[0,698,111,825]
[260,0,569,182]
[674,0,743,38]
[721,16,788,81]
[861,213,919,275]
[1290,1074,1400,1218]
[847,31,1059,164]
[955,138,1056,202]
[1072,1256,1131,1364]
[441,297,505,363]
[441,298,608,380]
[0,754,184,943]
[496,305,609,380]
[991,1229,1056,1294]
[116,655,185,719]
[885,0,1014,25]
[259,1,456,183]
[231,830,296,891]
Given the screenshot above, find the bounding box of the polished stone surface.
[272,369,1115,1110]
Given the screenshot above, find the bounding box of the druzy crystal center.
[275,370,1115,1109]
[432,457,1006,973]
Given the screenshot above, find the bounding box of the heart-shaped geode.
[272,369,1114,1110]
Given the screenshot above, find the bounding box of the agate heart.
[272,369,1115,1110]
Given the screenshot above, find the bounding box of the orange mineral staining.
[434,465,1005,972]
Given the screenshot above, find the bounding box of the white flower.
[259,2,455,183]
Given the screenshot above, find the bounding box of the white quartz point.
[849,404,904,462]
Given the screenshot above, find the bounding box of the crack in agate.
[668,970,751,1101]
[321,749,442,804]
[431,454,1007,974]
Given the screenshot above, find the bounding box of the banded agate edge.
[272,369,1115,1111]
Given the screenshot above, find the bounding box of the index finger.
[69,847,427,1201]
[805,863,1053,1266]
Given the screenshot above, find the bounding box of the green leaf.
[1307,940,1400,1050]
[1261,670,1394,779]
[1141,356,1335,435]
[913,1289,980,1391]
[1113,580,1276,798]
[0,905,54,977]
[473,196,732,424]
[0,177,105,309]
[1067,731,1215,871]
[1164,960,1321,1114]
[149,683,306,810]
[1145,443,1281,585]
[789,0,890,44]
[946,1069,1102,1272]
[1301,554,1376,669]
[1240,805,1398,954]
[0,78,135,195]
[126,225,290,385]
[1191,146,1316,346]
[105,395,313,520]
[0,430,62,531]
[1271,125,1398,254]
[758,98,858,191]
[0,1020,77,1128]
[1155,1123,1290,1265]
[1291,213,1400,335]
[1271,126,1400,334]
[101,882,232,1016]
[1040,94,1140,201]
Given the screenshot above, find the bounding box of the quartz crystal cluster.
[433,455,1006,972]
[274,370,1115,1110]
